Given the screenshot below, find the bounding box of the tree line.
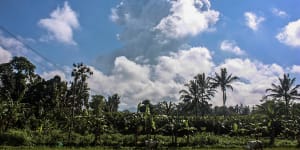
[0,56,300,147]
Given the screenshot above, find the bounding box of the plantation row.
[0,56,300,148]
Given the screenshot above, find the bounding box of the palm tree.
[265,73,300,115]
[210,68,239,107]
[180,73,215,116]
[194,73,216,116]
[180,79,200,116]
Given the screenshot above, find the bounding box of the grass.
[0,146,299,150]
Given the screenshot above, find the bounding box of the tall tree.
[265,73,300,115]
[106,94,120,112]
[194,73,216,116]
[156,101,175,116]
[0,56,36,102]
[23,75,67,130]
[180,73,215,116]
[179,79,200,116]
[67,63,93,144]
[89,95,107,145]
[210,68,239,107]
[0,57,36,131]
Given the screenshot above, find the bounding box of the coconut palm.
[180,79,200,116]
[265,73,300,115]
[210,68,239,107]
[194,73,216,116]
[180,73,215,116]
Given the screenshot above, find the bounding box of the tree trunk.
[195,99,198,117]
[171,132,174,145]
[175,132,178,146]
[135,132,138,146]
[285,96,289,116]
[187,133,190,145]
[222,89,226,107]
[269,123,275,146]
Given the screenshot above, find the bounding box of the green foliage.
[192,133,219,146]
[1,57,300,148]
[210,68,239,107]
[0,129,32,146]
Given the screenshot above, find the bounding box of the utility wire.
[0,25,65,71]
[0,25,100,94]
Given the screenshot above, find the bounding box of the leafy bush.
[66,132,94,146]
[0,129,32,146]
[122,134,135,146]
[192,133,219,146]
[78,133,94,146]
[275,139,297,147]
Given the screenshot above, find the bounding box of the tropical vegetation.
[1,56,300,149]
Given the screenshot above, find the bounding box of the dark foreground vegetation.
[1,57,300,149]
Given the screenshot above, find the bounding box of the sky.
[0,0,300,110]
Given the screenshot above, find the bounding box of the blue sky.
[0,0,300,110]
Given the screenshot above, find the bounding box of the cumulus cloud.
[220,40,246,55]
[0,34,28,56]
[276,19,300,47]
[0,46,12,63]
[39,1,79,45]
[90,43,292,109]
[291,65,300,74]
[154,47,214,82]
[41,70,67,81]
[213,58,284,106]
[98,0,219,72]
[90,0,296,110]
[154,0,219,38]
[89,47,214,108]
[272,8,288,18]
[244,12,265,31]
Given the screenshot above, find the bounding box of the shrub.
[122,134,135,146]
[64,132,94,146]
[78,133,94,146]
[31,129,66,146]
[192,133,219,146]
[0,129,32,146]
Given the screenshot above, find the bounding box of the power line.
[0,25,64,71]
[0,25,100,94]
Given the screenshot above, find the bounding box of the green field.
[0,146,299,150]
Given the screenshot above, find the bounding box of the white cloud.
[272,8,288,18]
[244,12,265,31]
[291,65,300,73]
[220,40,246,55]
[89,44,293,109]
[41,70,67,81]
[0,34,28,55]
[0,34,67,73]
[155,47,214,82]
[213,58,284,106]
[38,1,79,45]
[276,19,300,47]
[154,0,219,38]
[100,0,220,72]
[89,47,214,109]
[0,46,12,63]
[91,0,297,110]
